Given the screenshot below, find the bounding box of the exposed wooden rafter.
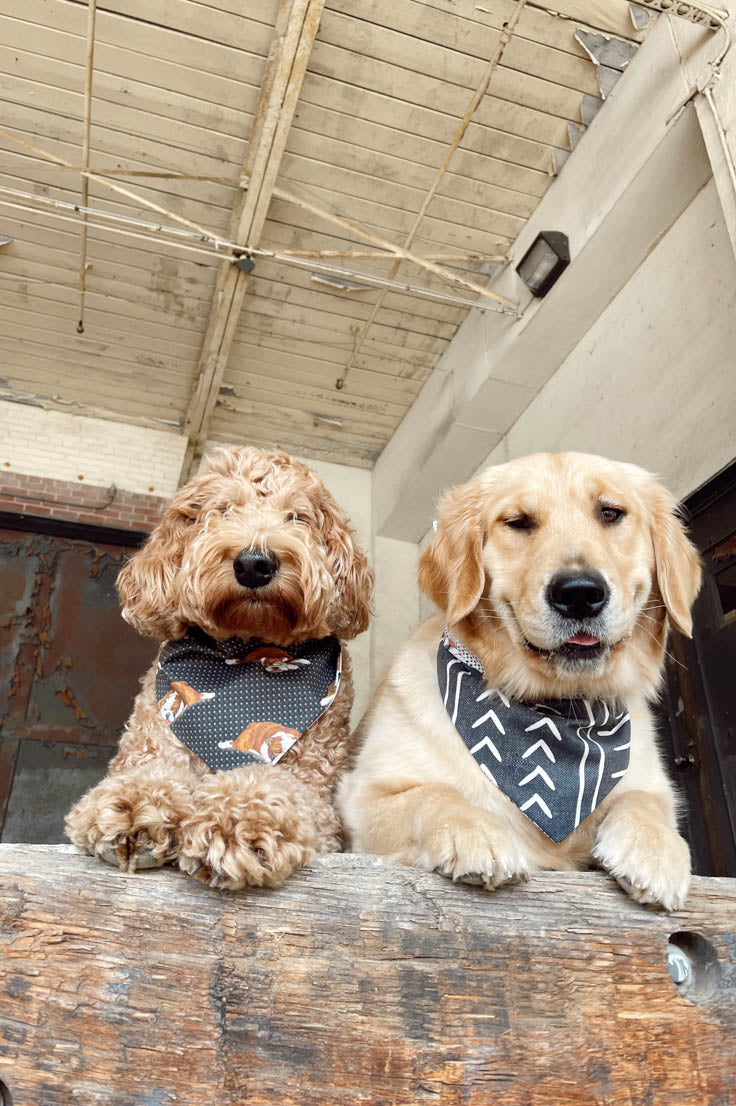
[179,0,326,480]
[0,0,657,470]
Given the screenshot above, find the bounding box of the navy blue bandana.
[155,628,341,771]
[438,632,630,842]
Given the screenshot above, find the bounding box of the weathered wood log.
[0,845,734,1105]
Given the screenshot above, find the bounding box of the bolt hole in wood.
[666,931,722,1003]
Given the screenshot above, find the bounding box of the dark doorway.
[0,523,156,843]
[658,461,736,876]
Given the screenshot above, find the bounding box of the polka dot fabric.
[155,627,342,771]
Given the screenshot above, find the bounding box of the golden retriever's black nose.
[233,550,280,589]
[547,571,609,619]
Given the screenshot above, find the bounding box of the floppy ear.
[646,481,702,637]
[419,481,486,624]
[319,494,374,639]
[117,501,196,640]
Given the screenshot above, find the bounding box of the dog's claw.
[95,838,164,872]
[183,860,203,877]
[209,873,222,888]
[133,843,165,870]
[97,843,120,868]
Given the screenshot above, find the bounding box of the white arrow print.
[518,764,555,790]
[519,793,552,819]
[522,739,555,763]
[471,708,505,734]
[470,735,502,762]
[476,688,510,708]
[524,717,562,740]
[597,713,630,737]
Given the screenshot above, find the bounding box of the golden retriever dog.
[338,452,701,910]
[66,446,372,889]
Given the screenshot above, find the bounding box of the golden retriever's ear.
[117,502,196,640]
[646,482,702,637]
[319,494,374,639]
[419,482,485,624]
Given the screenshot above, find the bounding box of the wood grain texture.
[0,0,654,467]
[0,845,734,1105]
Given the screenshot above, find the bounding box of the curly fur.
[65,446,372,890]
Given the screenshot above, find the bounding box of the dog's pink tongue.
[566,633,600,646]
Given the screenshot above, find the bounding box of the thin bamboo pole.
[77,0,97,334]
[0,130,231,245]
[334,0,528,387]
[0,191,502,311]
[269,181,517,310]
[0,129,516,310]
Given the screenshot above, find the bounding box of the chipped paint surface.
[0,528,157,841]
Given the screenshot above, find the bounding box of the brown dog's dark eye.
[505,515,536,532]
[600,505,625,525]
[287,512,309,525]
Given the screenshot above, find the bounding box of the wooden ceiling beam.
[179,0,326,480]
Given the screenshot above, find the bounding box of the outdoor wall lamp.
[515,231,570,298]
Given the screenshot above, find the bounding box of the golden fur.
[66,446,373,889]
[338,452,701,910]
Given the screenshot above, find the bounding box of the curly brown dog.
[66,446,373,889]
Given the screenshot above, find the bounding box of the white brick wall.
[0,402,187,497]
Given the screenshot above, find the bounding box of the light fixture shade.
[516,231,570,298]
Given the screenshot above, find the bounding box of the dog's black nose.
[547,570,609,619]
[233,549,280,589]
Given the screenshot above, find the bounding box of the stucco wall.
[475,179,736,500]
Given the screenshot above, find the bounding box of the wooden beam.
[180,0,326,480]
[372,21,708,541]
[1,845,735,1105]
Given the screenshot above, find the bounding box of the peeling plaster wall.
[474,178,736,501]
[297,458,421,722]
[0,402,186,498]
[295,455,374,722]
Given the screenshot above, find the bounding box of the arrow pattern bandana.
[438,631,630,842]
[155,627,341,771]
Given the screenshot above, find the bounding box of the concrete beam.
[373,17,715,541]
[667,4,736,258]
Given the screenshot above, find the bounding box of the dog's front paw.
[65,767,193,873]
[178,767,332,890]
[593,804,691,911]
[416,807,530,890]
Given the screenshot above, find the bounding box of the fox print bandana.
[438,632,630,842]
[156,628,341,771]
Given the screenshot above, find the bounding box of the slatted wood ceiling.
[0,0,651,469]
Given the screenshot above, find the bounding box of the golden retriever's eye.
[600,505,626,525]
[287,511,309,525]
[505,514,536,532]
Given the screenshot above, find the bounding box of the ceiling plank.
[180,0,326,480]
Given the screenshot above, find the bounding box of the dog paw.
[178,819,316,891]
[593,808,691,911]
[178,767,328,890]
[65,767,193,873]
[417,807,531,890]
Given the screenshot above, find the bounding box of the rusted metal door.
[0,527,156,843]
